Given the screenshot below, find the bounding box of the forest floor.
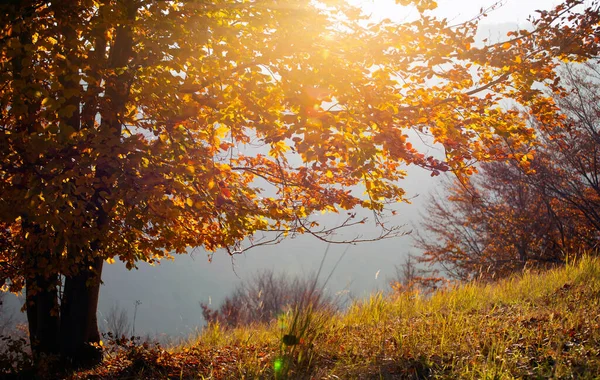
[14,256,600,379]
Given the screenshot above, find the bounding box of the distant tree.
[415,163,577,280]
[530,63,600,241]
[396,255,420,286]
[201,269,336,328]
[0,293,14,337]
[416,64,600,281]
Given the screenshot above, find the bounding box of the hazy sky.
[357,0,562,25]
[5,0,567,338]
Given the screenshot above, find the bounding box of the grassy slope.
[74,257,600,379]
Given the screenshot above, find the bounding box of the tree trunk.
[25,254,104,368]
[517,241,528,265]
[59,256,104,367]
[23,222,60,360]
[25,275,60,358]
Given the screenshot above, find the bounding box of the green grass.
[69,256,600,379]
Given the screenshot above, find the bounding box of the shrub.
[201,269,336,328]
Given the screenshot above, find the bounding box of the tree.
[530,63,600,239]
[0,293,14,337]
[415,162,583,281]
[416,64,600,281]
[1,0,599,367]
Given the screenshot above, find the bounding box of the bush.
[201,269,337,328]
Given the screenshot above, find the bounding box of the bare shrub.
[103,303,130,339]
[201,269,337,328]
[0,293,32,375]
[389,254,446,295]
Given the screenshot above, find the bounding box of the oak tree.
[1,0,598,366]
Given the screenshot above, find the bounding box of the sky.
[5,0,567,339]
[356,0,561,25]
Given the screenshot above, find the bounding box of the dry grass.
[64,255,600,379]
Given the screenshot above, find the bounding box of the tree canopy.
[1,0,599,366]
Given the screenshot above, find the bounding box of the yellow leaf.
[214,125,229,137]
[186,198,194,207]
[106,257,115,264]
[269,141,289,157]
[502,42,511,50]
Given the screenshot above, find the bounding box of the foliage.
[2,0,600,364]
[415,165,570,280]
[59,256,600,379]
[531,63,600,236]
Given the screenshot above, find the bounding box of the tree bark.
[59,256,104,367]
[25,274,60,358]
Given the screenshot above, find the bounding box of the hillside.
[27,257,600,378]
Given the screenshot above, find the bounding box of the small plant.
[273,244,347,379]
[102,303,131,340]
